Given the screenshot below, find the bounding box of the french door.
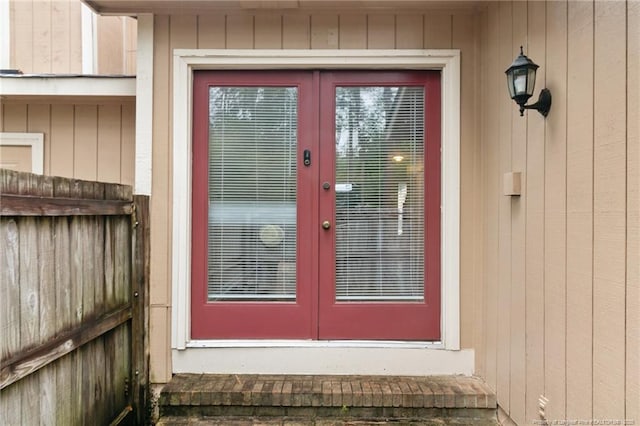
[191,70,441,340]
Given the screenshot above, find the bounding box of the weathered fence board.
[0,169,148,425]
[0,194,134,216]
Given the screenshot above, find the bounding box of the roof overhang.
[0,75,136,97]
[82,0,481,15]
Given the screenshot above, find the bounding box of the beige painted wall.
[8,0,136,75]
[0,145,33,172]
[0,97,135,184]
[478,1,638,424]
[148,9,484,383]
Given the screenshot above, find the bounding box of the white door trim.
[171,49,461,355]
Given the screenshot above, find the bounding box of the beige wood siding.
[0,97,135,185]
[479,1,639,423]
[9,0,82,73]
[8,0,136,75]
[96,15,137,75]
[149,9,482,383]
[0,146,33,172]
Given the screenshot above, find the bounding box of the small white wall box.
[503,172,522,196]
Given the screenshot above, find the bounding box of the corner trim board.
[134,14,154,196]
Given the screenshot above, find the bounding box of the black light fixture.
[505,46,551,117]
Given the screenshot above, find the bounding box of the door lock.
[322,220,331,230]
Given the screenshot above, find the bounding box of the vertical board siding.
[453,12,479,372]
[396,15,424,49]
[282,15,310,48]
[367,14,395,48]
[482,1,501,395]
[566,0,594,419]
[51,0,72,74]
[424,14,453,49]
[10,0,34,73]
[338,15,367,49]
[32,0,52,74]
[8,0,135,74]
[150,9,483,384]
[311,15,339,49]
[508,2,527,423]
[480,0,636,423]
[254,15,282,48]
[198,15,226,49]
[593,0,627,418]
[226,15,254,48]
[544,0,568,421]
[496,1,513,413]
[0,99,135,185]
[627,1,640,420]
[97,16,125,75]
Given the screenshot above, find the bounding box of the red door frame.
[191,70,440,340]
[191,71,318,339]
[317,71,441,340]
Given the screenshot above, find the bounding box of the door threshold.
[185,339,444,349]
[172,346,474,376]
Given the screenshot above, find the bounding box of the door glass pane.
[208,87,297,301]
[335,86,425,301]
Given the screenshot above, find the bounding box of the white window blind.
[208,87,297,301]
[334,86,425,301]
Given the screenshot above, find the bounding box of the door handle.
[322,220,331,230]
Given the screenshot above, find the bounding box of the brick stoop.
[157,375,497,425]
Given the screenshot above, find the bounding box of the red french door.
[191,70,440,340]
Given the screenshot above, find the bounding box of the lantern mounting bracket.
[519,88,552,117]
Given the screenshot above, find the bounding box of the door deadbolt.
[322,220,331,230]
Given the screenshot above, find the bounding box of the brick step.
[158,375,497,425]
[157,415,497,425]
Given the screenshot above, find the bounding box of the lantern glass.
[513,68,528,95]
[526,67,536,96]
[507,71,515,98]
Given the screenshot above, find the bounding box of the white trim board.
[171,50,461,364]
[173,347,474,376]
[0,0,10,69]
[0,133,44,174]
[81,3,96,74]
[134,14,154,196]
[0,76,136,97]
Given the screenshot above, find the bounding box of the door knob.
[322,220,331,230]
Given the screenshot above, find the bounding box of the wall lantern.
[505,46,552,117]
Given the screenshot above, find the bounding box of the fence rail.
[0,169,149,425]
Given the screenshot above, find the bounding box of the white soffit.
[0,76,136,97]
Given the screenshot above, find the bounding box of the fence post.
[131,195,150,424]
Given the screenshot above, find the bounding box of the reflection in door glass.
[208,87,297,301]
[335,86,425,302]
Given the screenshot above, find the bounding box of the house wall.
[148,9,484,382]
[478,1,638,424]
[0,97,135,185]
[8,0,136,74]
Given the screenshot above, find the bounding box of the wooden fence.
[0,169,149,425]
